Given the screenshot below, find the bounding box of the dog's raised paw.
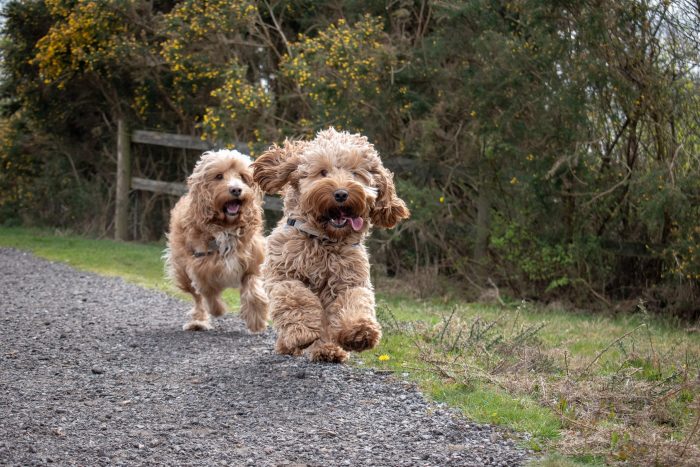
[183,320,212,331]
[337,319,381,352]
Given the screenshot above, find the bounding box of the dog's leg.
[240,273,269,333]
[326,287,381,353]
[201,288,227,318]
[303,295,352,363]
[184,283,224,330]
[268,280,322,355]
[174,265,212,331]
[183,296,213,331]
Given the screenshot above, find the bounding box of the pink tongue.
[226,202,240,214]
[349,216,364,231]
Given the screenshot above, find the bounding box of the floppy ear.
[251,140,302,194]
[370,164,410,228]
[187,170,215,224]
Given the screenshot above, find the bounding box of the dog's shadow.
[128,323,274,352]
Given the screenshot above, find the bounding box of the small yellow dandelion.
[470,110,477,118]
[378,354,390,361]
[439,196,445,203]
[510,177,519,185]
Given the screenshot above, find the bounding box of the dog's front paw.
[275,337,307,356]
[274,324,317,356]
[337,318,381,352]
[183,320,212,331]
[279,323,320,351]
[305,341,349,364]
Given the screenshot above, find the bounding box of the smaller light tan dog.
[165,149,269,332]
[252,128,410,363]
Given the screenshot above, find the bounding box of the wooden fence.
[114,119,282,241]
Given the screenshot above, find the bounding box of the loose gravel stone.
[0,248,530,466]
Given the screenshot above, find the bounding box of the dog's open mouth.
[223,200,242,217]
[325,208,364,231]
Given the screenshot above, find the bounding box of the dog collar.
[286,218,336,243]
[286,218,360,247]
[192,239,220,258]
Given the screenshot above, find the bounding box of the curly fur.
[252,128,409,362]
[165,150,269,332]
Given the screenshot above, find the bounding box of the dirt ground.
[0,248,530,466]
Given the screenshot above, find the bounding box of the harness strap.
[286,218,361,247]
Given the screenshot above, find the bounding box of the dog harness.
[286,218,361,247]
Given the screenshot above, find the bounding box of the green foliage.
[159,0,270,142]
[280,15,394,134]
[1,0,699,312]
[34,0,139,87]
[0,118,34,221]
[490,216,575,284]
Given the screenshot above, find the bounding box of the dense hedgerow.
[1,0,698,314]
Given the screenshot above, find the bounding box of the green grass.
[2,226,698,464]
[433,383,561,440]
[364,330,562,443]
[374,293,700,375]
[0,227,240,306]
[530,453,606,467]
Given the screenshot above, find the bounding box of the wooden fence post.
[115,118,131,241]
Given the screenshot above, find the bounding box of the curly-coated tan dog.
[252,128,409,363]
[165,149,269,332]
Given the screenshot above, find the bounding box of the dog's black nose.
[230,187,242,197]
[334,189,349,203]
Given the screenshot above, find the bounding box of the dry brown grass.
[379,300,700,465]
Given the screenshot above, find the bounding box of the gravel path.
[0,248,530,466]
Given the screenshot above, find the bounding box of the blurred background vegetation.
[1,0,698,316]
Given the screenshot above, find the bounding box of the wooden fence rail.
[115,119,280,241]
[130,176,283,211]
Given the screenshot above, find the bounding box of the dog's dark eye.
[320,169,328,177]
[353,171,368,182]
[215,173,224,180]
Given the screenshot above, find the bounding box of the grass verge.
[0,227,240,305]
[1,226,698,464]
[364,295,700,465]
